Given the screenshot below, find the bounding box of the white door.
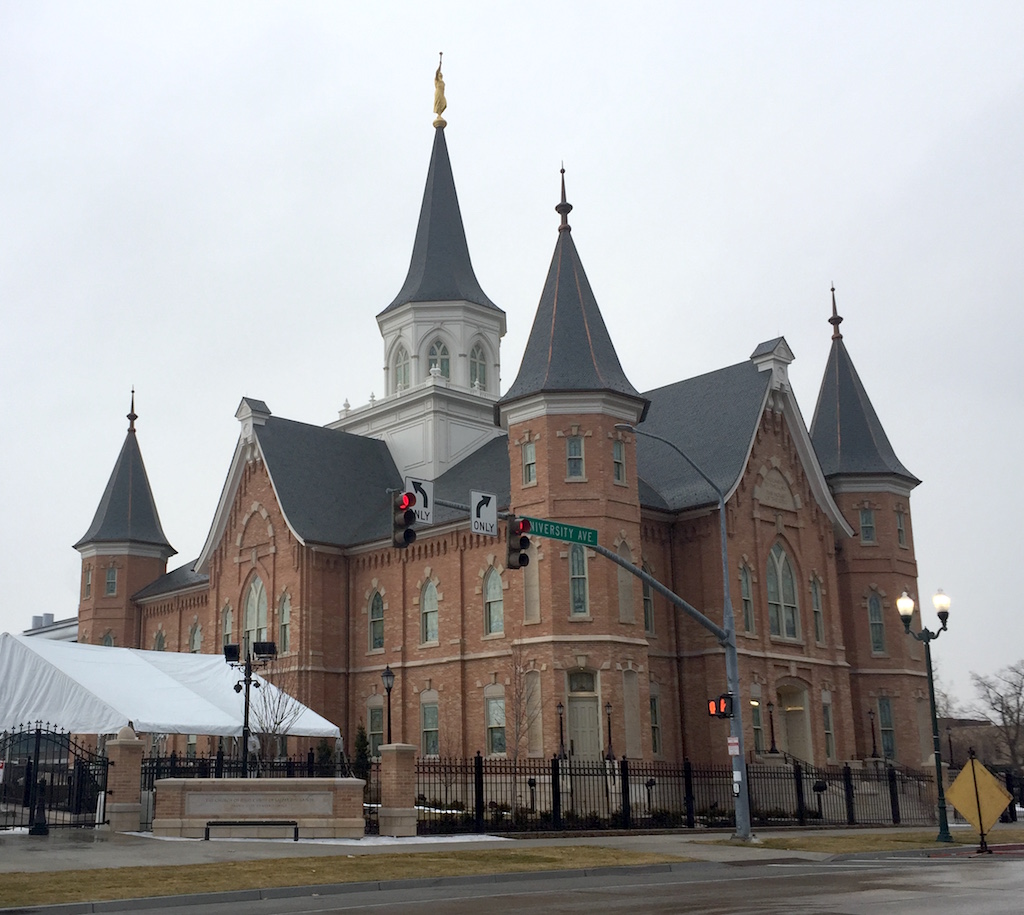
[568,697,601,759]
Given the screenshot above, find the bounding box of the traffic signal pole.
[587,540,752,841]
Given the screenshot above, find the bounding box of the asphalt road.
[41,855,1023,915]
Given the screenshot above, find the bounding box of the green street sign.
[522,516,598,546]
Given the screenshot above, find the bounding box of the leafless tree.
[506,624,542,762]
[971,660,1024,774]
[249,663,306,764]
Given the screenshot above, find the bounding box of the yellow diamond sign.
[946,758,1013,835]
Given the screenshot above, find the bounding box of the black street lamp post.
[868,709,879,758]
[896,589,954,843]
[767,700,779,754]
[947,726,955,769]
[604,702,614,761]
[224,640,278,778]
[381,665,396,744]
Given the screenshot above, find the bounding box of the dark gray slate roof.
[74,428,175,554]
[498,198,646,414]
[379,125,500,315]
[133,560,208,600]
[810,337,919,484]
[636,361,771,511]
[256,416,404,546]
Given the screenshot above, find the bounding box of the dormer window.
[394,346,410,390]
[469,344,487,390]
[428,340,450,378]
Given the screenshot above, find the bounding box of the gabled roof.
[637,361,772,511]
[133,559,208,601]
[810,311,919,485]
[196,408,405,570]
[379,124,500,316]
[257,416,403,545]
[74,403,175,556]
[634,345,854,536]
[498,174,647,416]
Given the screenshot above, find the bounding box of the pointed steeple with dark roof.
[498,170,648,418]
[74,393,176,555]
[810,290,920,486]
[378,122,499,315]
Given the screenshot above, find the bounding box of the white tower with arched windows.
[329,121,505,480]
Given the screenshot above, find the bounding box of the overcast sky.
[2,2,1021,708]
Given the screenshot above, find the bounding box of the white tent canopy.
[0,633,340,738]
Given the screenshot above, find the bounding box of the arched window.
[279,593,291,653]
[484,683,506,755]
[428,339,450,378]
[740,565,754,633]
[421,581,439,643]
[189,623,201,654]
[484,568,503,635]
[868,592,886,653]
[617,542,634,623]
[469,344,487,390]
[369,592,384,650]
[420,690,440,756]
[222,606,233,647]
[153,630,166,651]
[642,563,655,635]
[766,544,799,638]
[394,345,410,390]
[244,576,268,653]
[102,631,115,647]
[569,544,589,616]
[812,578,825,644]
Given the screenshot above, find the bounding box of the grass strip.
[0,846,685,908]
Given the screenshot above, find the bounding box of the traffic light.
[708,694,734,719]
[506,515,531,569]
[392,491,417,548]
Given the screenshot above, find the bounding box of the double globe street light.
[896,589,953,843]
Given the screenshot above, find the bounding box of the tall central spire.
[378,61,498,316]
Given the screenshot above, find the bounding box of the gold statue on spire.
[433,52,447,127]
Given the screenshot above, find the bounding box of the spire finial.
[829,284,843,340]
[433,52,447,128]
[555,164,573,232]
[127,387,138,433]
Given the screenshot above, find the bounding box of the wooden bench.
[203,819,299,841]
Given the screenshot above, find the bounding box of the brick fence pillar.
[378,743,417,837]
[103,726,144,833]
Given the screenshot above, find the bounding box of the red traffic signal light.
[506,515,531,570]
[392,491,417,548]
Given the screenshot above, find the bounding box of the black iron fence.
[0,723,108,830]
[415,755,943,835]
[126,749,952,837]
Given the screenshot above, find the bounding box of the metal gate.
[0,723,109,830]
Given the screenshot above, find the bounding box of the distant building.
[71,92,933,767]
[22,613,78,642]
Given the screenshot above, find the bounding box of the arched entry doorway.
[775,681,813,762]
[566,669,601,759]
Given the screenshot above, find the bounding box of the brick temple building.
[71,100,934,769]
